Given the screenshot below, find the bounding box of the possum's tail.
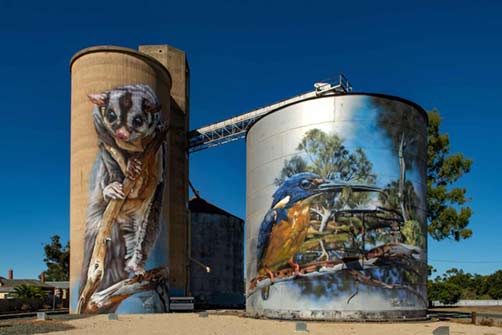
[79,164,128,299]
[79,210,128,297]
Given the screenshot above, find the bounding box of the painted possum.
[79,84,165,294]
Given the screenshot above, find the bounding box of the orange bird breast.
[259,201,311,273]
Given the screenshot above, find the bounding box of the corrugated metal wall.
[246,94,427,320]
[190,198,244,307]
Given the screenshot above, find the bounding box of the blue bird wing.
[256,209,277,267]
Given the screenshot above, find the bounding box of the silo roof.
[189,197,243,222]
[245,93,428,140]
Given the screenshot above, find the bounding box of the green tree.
[276,129,375,184]
[428,282,462,305]
[442,268,473,288]
[427,110,473,240]
[487,270,502,299]
[277,156,308,181]
[14,284,44,299]
[379,180,420,220]
[42,235,69,281]
[277,129,376,231]
[296,130,374,183]
[276,108,474,242]
[378,180,424,247]
[427,268,502,300]
[375,104,473,240]
[471,274,489,298]
[373,98,426,222]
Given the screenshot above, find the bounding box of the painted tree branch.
[346,269,427,307]
[249,243,424,293]
[398,132,408,221]
[76,127,168,314]
[86,266,169,313]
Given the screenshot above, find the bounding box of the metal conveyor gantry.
[188,74,352,153]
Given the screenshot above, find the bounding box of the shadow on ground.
[0,319,74,335]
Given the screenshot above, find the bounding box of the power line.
[429,259,502,264]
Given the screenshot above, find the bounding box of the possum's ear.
[143,99,161,114]
[88,93,109,107]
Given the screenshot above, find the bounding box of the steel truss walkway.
[188,74,352,153]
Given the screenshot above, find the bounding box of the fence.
[432,300,502,307]
[0,297,69,313]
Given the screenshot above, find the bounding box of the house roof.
[188,197,243,222]
[45,281,69,289]
[0,277,54,291]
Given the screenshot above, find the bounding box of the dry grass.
[480,318,496,327]
[452,317,502,328]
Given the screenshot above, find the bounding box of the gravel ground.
[2,312,502,335]
[30,313,502,335]
[0,319,74,335]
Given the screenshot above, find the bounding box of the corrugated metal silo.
[189,197,245,308]
[246,93,427,320]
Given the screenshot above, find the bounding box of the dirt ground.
[31,313,502,335]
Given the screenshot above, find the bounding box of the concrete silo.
[246,93,427,320]
[70,45,189,314]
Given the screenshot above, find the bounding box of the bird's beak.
[317,179,344,192]
[301,179,344,204]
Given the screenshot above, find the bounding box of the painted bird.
[256,172,338,299]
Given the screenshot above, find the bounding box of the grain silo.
[70,45,189,314]
[189,197,245,308]
[246,93,427,320]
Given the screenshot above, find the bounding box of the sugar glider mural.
[246,95,427,319]
[76,84,169,314]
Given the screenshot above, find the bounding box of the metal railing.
[188,74,352,153]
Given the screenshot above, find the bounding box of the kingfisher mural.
[246,96,427,318]
[254,173,335,299]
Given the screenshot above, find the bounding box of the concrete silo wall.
[70,46,172,314]
[246,94,428,320]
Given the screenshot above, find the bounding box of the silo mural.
[246,94,427,320]
[70,47,172,314]
[77,84,168,313]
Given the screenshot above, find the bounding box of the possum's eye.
[132,116,144,128]
[107,109,117,122]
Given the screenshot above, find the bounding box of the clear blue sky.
[0,0,500,279]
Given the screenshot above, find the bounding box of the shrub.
[479,318,494,327]
[13,284,44,299]
[428,282,462,305]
